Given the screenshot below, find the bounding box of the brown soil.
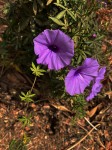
[0,66,112,150]
[0,1,112,150]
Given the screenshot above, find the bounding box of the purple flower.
[86,82,103,100]
[65,58,99,96]
[96,67,106,82]
[86,67,106,101]
[92,34,97,38]
[33,29,74,70]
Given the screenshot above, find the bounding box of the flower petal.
[55,30,74,55]
[33,29,74,70]
[86,82,102,101]
[37,49,51,65]
[96,67,106,82]
[65,69,93,95]
[33,32,48,46]
[44,29,59,44]
[81,58,100,77]
[86,67,106,101]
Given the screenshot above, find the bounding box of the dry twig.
[67,124,100,150]
[84,117,98,130]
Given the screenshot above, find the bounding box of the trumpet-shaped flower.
[33,29,74,70]
[65,58,99,96]
[86,67,106,101]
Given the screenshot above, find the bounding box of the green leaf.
[81,51,86,59]
[30,62,46,77]
[19,91,35,103]
[84,51,91,56]
[56,0,60,3]
[56,10,66,19]
[54,3,66,9]
[9,139,26,150]
[49,17,65,26]
[18,115,32,127]
[94,35,104,41]
[46,0,54,5]
[33,0,37,15]
[66,9,76,21]
[77,55,82,64]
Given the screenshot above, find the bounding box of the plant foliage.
[30,62,46,77]
[9,139,27,150]
[18,115,32,127]
[0,0,108,100]
[19,91,35,103]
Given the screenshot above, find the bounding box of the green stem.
[30,76,37,93]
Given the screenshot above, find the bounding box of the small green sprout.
[19,63,45,104]
[23,133,30,144]
[30,62,46,77]
[19,91,35,103]
[9,139,27,150]
[18,115,32,127]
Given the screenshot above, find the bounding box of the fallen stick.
[67,124,100,150]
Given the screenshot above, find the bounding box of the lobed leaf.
[30,62,46,77]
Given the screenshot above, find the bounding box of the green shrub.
[0,0,107,99]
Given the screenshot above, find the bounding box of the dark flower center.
[74,67,82,76]
[48,45,59,53]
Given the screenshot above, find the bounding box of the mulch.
[0,68,112,150]
[0,1,112,150]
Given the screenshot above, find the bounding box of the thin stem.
[30,76,37,93]
[25,76,37,111]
